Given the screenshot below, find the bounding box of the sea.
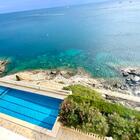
[0,1,140,78]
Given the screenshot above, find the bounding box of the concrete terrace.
[0,79,71,100]
[0,126,29,140]
[0,79,70,138]
[95,88,140,104]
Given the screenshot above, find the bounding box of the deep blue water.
[0,1,140,77]
[0,86,62,130]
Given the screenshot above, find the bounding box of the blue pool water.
[0,86,62,130]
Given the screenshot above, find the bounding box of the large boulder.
[132,76,140,82]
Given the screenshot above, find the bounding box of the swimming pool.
[0,86,62,130]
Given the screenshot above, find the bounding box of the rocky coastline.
[1,65,140,110]
[4,68,102,88]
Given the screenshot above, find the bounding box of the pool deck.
[0,126,29,140]
[0,79,71,100]
[0,79,71,138]
[0,115,110,140]
[0,113,61,137]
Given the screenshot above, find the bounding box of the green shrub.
[108,113,131,140]
[60,85,140,139]
[81,109,109,136]
[67,94,140,120]
[63,85,102,100]
[129,120,140,140]
[59,98,109,136]
[108,114,140,140]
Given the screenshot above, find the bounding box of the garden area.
[59,85,140,140]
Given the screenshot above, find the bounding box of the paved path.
[0,127,29,140]
[95,88,140,103]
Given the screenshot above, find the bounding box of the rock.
[121,68,140,88]
[92,83,96,87]
[60,70,75,79]
[60,70,67,76]
[50,70,57,75]
[126,78,131,81]
[120,85,125,90]
[113,83,121,88]
[121,84,128,90]
[128,69,137,75]
[132,76,140,83]
[122,71,129,77]
[134,90,140,96]
[0,60,9,75]
[121,68,140,76]
[15,75,21,81]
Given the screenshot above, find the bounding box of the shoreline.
[1,67,140,110]
[0,58,140,110]
[1,61,140,96]
[2,68,102,89]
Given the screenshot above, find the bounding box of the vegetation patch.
[60,85,140,140]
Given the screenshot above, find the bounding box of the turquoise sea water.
[0,2,140,77]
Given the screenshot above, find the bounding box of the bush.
[108,113,131,140]
[63,85,102,100]
[64,85,140,120]
[108,114,140,140]
[59,98,109,136]
[129,120,140,140]
[81,109,109,136]
[60,85,140,139]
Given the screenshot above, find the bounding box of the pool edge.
[0,79,72,100]
[0,113,60,138]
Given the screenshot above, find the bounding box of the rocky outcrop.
[120,67,140,96]
[0,60,8,75]
[121,68,140,85]
[4,68,101,89]
[98,67,140,97]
